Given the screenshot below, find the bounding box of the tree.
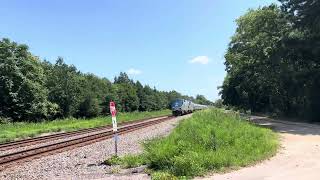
[77,74,113,117]
[221,2,320,121]
[221,5,291,113]
[115,83,139,112]
[113,73,139,112]
[195,95,212,105]
[135,81,147,111]
[43,58,83,117]
[0,38,203,122]
[103,85,121,114]
[0,38,57,121]
[279,0,320,120]
[166,91,182,105]
[214,99,224,108]
[114,72,134,85]
[78,96,100,118]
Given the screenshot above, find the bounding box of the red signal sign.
[110,101,117,117]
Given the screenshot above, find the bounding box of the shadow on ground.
[250,116,320,136]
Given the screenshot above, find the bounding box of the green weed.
[121,154,145,168]
[105,154,145,168]
[104,155,122,166]
[151,171,179,180]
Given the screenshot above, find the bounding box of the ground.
[196,116,320,180]
[0,115,190,180]
[1,115,319,180]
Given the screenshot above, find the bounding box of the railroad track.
[0,115,174,170]
[0,115,170,151]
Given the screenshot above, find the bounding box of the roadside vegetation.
[105,154,145,169]
[220,1,320,121]
[110,109,278,178]
[0,110,170,143]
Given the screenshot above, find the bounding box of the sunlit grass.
[119,108,278,178]
[0,110,171,143]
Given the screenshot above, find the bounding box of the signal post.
[109,101,118,156]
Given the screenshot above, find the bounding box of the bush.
[142,109,278,177]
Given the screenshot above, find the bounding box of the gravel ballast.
[0,116,170,157]
[0,115,191,180]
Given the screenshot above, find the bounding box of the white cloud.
[189,56,210,65]
[127,68,142,75]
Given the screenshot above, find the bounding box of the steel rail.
[0,116,174,170]
[0,115,170,151]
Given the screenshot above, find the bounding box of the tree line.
[220,0,320,121]
[0,38,212,122]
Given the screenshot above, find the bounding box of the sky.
[0,0,277,101]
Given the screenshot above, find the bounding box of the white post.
[110,101,118,156]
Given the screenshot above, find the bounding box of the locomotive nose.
[172,106,181,110]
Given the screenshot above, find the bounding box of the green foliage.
[0,38,57,121]
[214,99,224,108]
[142,109,278,177]
[151,171,179,180]
[78,96,100,118]
[279,0,320,121]
[104,155,122,166]
[221,5,290,112]
[105,154,145,168]
[0,109,170,143]
[115,83,139,112]
[120,154,145,168]
[43,58,83,117]
[220,3,320,121]
[195,95,212,105]
[0,38,211,122]
[77,74,112,117]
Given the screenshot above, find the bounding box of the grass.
[0,110,171,143]
[117,108,278,178]
[105,154,145,168]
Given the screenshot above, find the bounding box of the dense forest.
[0,39,212,122]
[220,0,320,121]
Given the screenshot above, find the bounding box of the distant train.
[171,99,208,116]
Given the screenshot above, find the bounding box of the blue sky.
[0,0,276,101]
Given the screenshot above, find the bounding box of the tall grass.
[142,108,278,177]
[0,110,170,143]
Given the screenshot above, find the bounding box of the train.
[171,99,208,116]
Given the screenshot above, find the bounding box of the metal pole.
[114,132,118,156]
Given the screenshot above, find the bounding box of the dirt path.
[197,116,320,180]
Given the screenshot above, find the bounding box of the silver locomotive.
[171,99,207,116]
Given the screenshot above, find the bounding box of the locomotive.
[171,99,207,116]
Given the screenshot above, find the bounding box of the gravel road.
[197,116,320,180]
[0,115,191,180]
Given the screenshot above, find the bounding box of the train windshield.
[171,99,183,108]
